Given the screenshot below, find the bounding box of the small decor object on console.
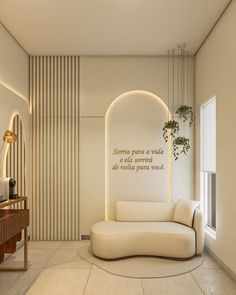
[9,178,18,199]
[0,178,18,201]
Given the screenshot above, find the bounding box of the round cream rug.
[77,245,204,279]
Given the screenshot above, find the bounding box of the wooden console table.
[0,196,29,271]
[0,196,27,210]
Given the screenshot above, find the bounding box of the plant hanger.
[162,49,179,143]
[162,43,194,160]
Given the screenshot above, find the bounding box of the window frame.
[200,96,216,237]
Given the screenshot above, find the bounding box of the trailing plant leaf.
[176,105,194,127]
[162,120,179,143]
[173,136,190,160]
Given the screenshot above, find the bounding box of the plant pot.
[162,120,179,143]
[175,105,194,127]
[173,136,190,160]
[164,120,179,130]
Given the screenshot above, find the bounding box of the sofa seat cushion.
[91,221,195,259]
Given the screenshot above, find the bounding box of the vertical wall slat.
[39,56,44,240]
[75,57,79,240]
[57,56,61,241]
[61,57,65,239]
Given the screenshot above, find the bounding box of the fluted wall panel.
[30,56,80,240]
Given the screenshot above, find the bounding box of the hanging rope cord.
[182,44,185,137]
[186,50,189,106]
[178,45,180,110]
[167,50,170,121]
[172,48,175,117]
[178,44,181,136]
[183,44,185,106]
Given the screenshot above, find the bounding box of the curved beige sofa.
[91,200,204,260]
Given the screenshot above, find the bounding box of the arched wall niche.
[0,84,29,197]
[6,114,26,198]
[105,90,172,220]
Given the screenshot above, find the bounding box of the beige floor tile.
[200,255,219,269]
[91,264,100,269]
[1,247,56,269]
[60,240,90,248]
[28,241,62,249]
[192,267,236,295]
[1,243,236,295]
[142,273,203,295]
[0,268,42,295]
[26,268,90,295]
[84,268,143,295]
[46,247,91,269]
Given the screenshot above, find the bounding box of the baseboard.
[205,246,236,282]
[81,235,90,240]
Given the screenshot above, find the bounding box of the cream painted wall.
[0,23,29,182]
[0,23,28,99]
[80,56,195,235]
[195,1,236,274]
[81,118,105,234]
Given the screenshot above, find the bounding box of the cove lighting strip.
[0,80,28,102]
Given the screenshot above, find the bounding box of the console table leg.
[24,226,28,270]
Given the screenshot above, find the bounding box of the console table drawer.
[0,209,29,245]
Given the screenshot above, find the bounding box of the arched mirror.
[5,114,26,202]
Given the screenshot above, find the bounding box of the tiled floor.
[0,241,236,295]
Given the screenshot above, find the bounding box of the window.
[200,97,216,232]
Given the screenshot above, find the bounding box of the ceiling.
[0,0,231,55]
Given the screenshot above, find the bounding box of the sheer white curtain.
[201,97,216,173]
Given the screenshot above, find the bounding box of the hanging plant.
[173,136,190,160]
[176,105,194,127]
[162,120,179,143]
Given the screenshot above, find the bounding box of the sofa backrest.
[116,201,175,222]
